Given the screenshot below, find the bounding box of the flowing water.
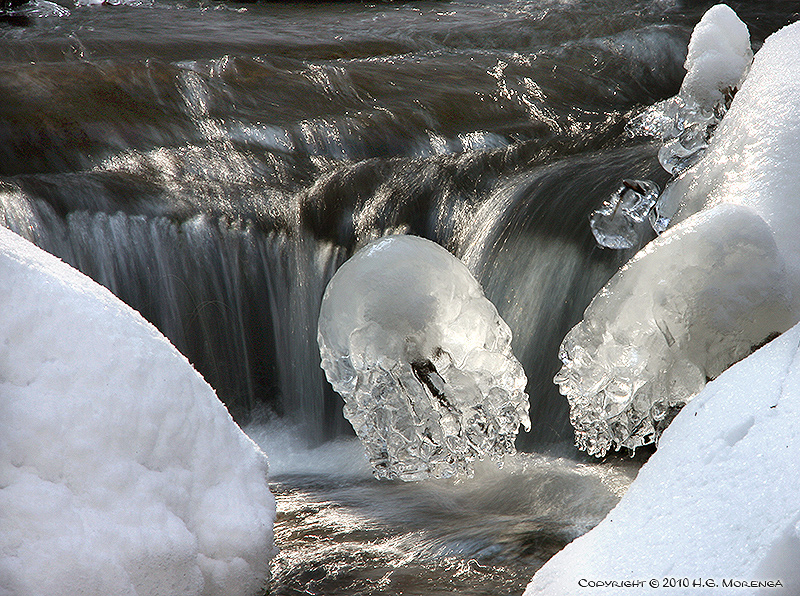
[1,0,798,593]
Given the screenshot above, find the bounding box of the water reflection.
[250,423,642,595]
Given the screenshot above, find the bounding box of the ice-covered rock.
[558,10,800,456]
[557,203,793,456]
[0,226,275,596]
[528,323,800,595]
[317,234,530,481]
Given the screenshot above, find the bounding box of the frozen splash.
[593,5,753,252]
[317,235,530,481]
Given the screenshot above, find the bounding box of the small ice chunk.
[589,179,660,249]
[556,204,793,456]
[656,123,709,176]
[317,234,530,481]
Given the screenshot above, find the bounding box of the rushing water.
[2,0,798,593]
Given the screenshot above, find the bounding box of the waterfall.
[0,0,697,446]
[0,137,669,446]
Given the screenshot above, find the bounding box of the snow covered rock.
[557,12,800,456]
[0,226,275,596]
[317,234,530,481]
[527,323,800,595]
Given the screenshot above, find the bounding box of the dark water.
[1,0,798,593]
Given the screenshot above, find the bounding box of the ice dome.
[317,234,530,481]
[0,226,275,596]
[556,203,792,456]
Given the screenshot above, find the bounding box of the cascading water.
[2,0,798,593]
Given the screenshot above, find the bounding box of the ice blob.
[318,234,530,480]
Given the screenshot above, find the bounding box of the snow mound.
[0,227,275,596]
[559,11,800,456]
[681,3,753,110]
[528,322,800,595]
[317,234,530,481]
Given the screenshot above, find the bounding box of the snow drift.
[557,6,800,456]
[0,226,275,596]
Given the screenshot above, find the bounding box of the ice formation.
[528,323,800,595]
[557,204,792,455]
[557,7,800,456]
[594,5,752,249]
[628,4,752,202]
[0,226,275,596]
[589,179,660,249]
[317,234,530,481]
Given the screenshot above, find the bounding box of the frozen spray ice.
[318,235,530,480]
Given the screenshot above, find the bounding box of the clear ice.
[556,205,792,457]
[589,179,660,249]
[625,4,753,233]
[317,234,530,480]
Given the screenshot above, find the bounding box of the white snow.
[526,322,800,595]
[556,10,800,456]
[317,234,529,481]
[680,3,752,110]
[0,226,275,596]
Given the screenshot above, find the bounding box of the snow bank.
[0,226,275,596]
[318,234,529,481]
[556,11,800,456]
[526,322,800,595]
